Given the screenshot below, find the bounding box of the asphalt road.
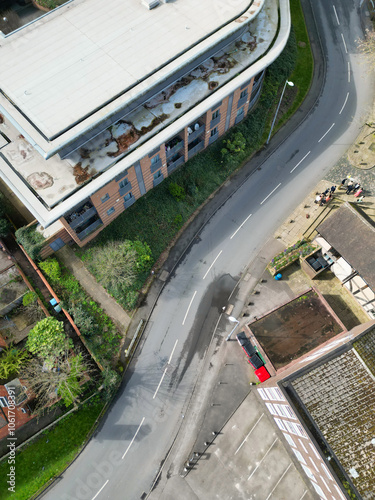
[44,1,374,499]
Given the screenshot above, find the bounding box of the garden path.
[56,246,131,333]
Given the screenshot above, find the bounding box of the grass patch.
[0,397,104,500]
[79,2,313,308]
[273,0,314,131]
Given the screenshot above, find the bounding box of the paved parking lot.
[155,391,315,500]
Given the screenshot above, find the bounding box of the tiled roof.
[317,203,375,291]
[291,335,375,499]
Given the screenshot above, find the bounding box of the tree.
[22,351,90,413]
[0,346,29,379]
[89,240,153,294]
[26,317,72,364]
[357,29,375,70]
[221,132,246,166]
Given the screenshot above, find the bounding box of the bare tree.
[23,349,90,415]
[89,241,138,291]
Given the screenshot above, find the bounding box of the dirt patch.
[73,164,93,185]
[249,289,343,370]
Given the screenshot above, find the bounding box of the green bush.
[168,182,186,201]
[22,291,38,307]
[15,225,45,260]
[68,304,97,337]
[39,258,61,282]
[26,317,72,363]
[0,345,29,379]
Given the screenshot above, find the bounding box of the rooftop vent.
[142,0,160,9]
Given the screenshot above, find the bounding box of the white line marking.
[290,151,311,173]
[333,5,340,25]
[182,290,197,324]
[318,123,335,143]
[235,414,264,455]
[153,368,167,399]
[230,213,252,239]
[260,183,281,205]
[203,251,222,280]
[122,417,145,458]
[92,480,109,500]
[341,33,348,53]
[348,61,351,83]
[264,464,292,500]
[299,491,308,500]
[339,92,349,114]
[168,339,178,364]
[248,437,278,480]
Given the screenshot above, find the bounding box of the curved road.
[46,1,373,499]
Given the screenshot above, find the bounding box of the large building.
[0,0,290,253]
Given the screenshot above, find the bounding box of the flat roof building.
[0,0,290,252]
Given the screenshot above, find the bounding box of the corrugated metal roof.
[317,203,375,291]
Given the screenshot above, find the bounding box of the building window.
[237,107,244,117]
[257,388,267,400]
[210,127,218,137]
[240,89,248,99]
[274,418,286,431]
[265,403,277,416]
[283,433,296,448]
[124,192,133,202]
[107,207,115,216]
[212,109,219,121]
[119,178,129,189]
[100,193,109,203]
[151,154,160,166]
[153,170,162,180]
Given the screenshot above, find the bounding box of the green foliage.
[101,367,121,399]
[0,217,9,238]
[15,225,45,260]
[22,291,38,307]
[221,132,246,165]
[57,353,87,407]
[26,317,71,362]
[173,214,183,227]
[87,240,152,295]
[39,258,61,282]
[0,345,29,379]
[0,398,104,500]
[168,182,186,201]
[68,304,97,337]
[269,241,316,273]
[37,258,122,367]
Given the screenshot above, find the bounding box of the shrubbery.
[39,258,121,368]
[15,225,45,260]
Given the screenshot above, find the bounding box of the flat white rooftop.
[0,0,251,140]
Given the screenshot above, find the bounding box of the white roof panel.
[0,0,251,139]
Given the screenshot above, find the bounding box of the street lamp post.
[266,80,294,145]
[226,316,239,341]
